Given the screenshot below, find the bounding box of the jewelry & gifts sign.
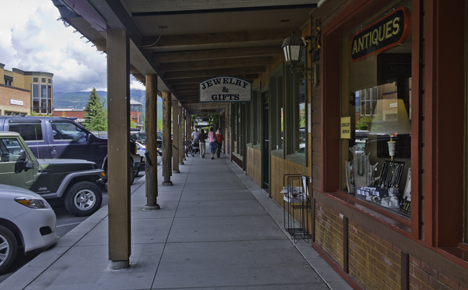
[199,76,252,103]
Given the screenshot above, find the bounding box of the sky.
[0,0,146,93]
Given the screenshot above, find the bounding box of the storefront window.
[271,72,284,151]
[232,104,237,153]
[294,75,306,155]
[340,1,412,217]
[32,84,39,113]
[238,104,243,156]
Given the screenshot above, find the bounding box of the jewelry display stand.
[349,145,378,190]
[355,160,405,209]
[282,174,311,243]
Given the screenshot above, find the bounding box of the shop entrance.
[262,92,269,189]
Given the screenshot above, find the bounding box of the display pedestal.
[282,174,311,243]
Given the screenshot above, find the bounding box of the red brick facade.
[315,201,344,268]
[0,85,31,115]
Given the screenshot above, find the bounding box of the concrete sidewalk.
[1,153,352,290]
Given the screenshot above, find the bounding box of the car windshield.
[51,121,87,142]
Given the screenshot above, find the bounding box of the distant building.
[52,108,85,123]
[0,63,54,116]
[54,100,143,128]
[130,99,144,128]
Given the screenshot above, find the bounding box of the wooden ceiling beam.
[141,29,291,50]
[168,74,257,85]
[153,46,280,63]
[172,84,199,91]
[158,56,275,72]
[164,66,266,80]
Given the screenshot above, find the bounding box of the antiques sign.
[199,76,251,103]
[351,7,410,62]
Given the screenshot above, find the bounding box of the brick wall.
[409,256,467,290]
[0,85,30,115]
[313,200,468,290]
[315,201,343,267]
[348,220,401,290]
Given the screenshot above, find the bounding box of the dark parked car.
[0,116,140,184]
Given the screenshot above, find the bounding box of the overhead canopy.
[53,0,317,114]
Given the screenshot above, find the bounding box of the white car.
[136,142,162,169]
[0,184,58,274]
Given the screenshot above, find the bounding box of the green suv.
[0,132,105,216]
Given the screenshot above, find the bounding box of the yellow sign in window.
[341,117,351,139]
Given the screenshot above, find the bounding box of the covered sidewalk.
[2,154,351,290]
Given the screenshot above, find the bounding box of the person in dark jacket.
[215,129,224,158]
[199,129,206,158]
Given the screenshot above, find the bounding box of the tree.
[356,116,373,131]
[83,88,107,131]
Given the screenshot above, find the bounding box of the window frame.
[270,64,285,158]
[285,55,308,166]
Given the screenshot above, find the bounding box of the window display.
[340,0,412,217]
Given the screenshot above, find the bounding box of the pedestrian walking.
[215,129,224,158]
[199,129,206,158]
[191,128,199,140]
[208,127,217,159]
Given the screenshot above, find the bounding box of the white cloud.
[0,0,109,93]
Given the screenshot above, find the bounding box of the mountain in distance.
[53,89,162,116]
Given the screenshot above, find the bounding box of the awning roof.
[53,0,317,114]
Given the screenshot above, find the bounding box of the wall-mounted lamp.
[281,32,306,66]
[281,32,319,86]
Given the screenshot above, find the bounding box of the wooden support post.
[186,113,191,144]
[144,74,160,210]
[401,251,409,290]
[183,109,187,161]
[107,29,131,269]
[179,105,184,164]
[342,216,349,273]
[162,91,173,185]
[172,100,180,173]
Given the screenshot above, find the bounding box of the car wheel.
[134,167,140,178]
[0,226,18,274]
[64,181,103,217]
[130,165,135,185]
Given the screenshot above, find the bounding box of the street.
[0,174,145,283]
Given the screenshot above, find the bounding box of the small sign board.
[351,7,410,62]
[10,99,23,106]
[341,117,351,139]
[199,76,251,103]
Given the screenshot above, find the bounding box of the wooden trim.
[311,198,316,243]
[423,0,465,247]
[343,216,349,273]
[335,190,411,228]
[401,251,409,290]
[410,0,423,241]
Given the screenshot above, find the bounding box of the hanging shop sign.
[199,76,251,103]
[351,7,410,62]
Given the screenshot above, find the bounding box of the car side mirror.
[88,134,95,143]
[15,150,29,173]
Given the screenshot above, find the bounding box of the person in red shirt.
[215,129,224,158]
